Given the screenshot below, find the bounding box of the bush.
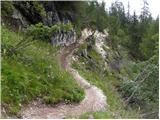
[1,1,14,16]
[33,2,46,17]
[119,57,159,113]
[26,23,53,42]
[26,22,73,42]
[140,33,159,59]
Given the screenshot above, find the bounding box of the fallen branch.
[140,110,158,118]
[125,70,153,105]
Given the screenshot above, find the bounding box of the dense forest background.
[75,1,159,118]
[1,1,159,119]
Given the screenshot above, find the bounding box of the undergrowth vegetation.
[26,22,73,42]
[72,34,158,118]
[1,26,84,116]
[1,1,159,119]
[72,44,140,118]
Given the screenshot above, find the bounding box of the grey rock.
[51,28,76,46]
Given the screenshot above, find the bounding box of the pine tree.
[128,12,142,58]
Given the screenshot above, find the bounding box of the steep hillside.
[1,1,159,119]
[1,1,79,26]
[1,1,79,46]
[71,30,139,118]
[72,29,158,118]
[1,26,84,118]
[20,29,107,119]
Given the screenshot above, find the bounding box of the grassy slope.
[1,26,84,116]
[72,45,140,118]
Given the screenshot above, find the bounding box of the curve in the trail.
[21,29,107,119]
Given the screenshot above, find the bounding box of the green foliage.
[1,26,35,57]
[75,1,108,32]
[72,58,139,118]
[119,55,159,118]
[60,22,73,31]
[1,1,14,16]
[140,18,159,59]
[1,1,159,118]
[1,26,23,56]
[88,48,103,62]
[127,12,142,58]
[72,42,139,118]
[107,1,158,61]
[116,29,130,46]
[26,23,54,42]
[79,111,114,119]
[140,33,158,59]
[79,43,87,50]
[32,1,46,17]
[92,111,114,118]
[26,22,73,42]
[1,26,84,116]
[73,33,158,118]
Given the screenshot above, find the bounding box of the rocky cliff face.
[75,29,122,74]
[1,1,78,46]
[9,1,77,26]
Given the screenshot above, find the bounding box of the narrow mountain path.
[21,29,107,119]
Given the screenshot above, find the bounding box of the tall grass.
[1,26,84,116]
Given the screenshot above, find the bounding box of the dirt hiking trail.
[21,29,107,119]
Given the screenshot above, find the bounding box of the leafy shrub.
[32,2,46,17]
[1,1,14,16]
[120,56,159,112]
[140,33,159,59]
[26,22,73,42]
[26,23,56,42]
